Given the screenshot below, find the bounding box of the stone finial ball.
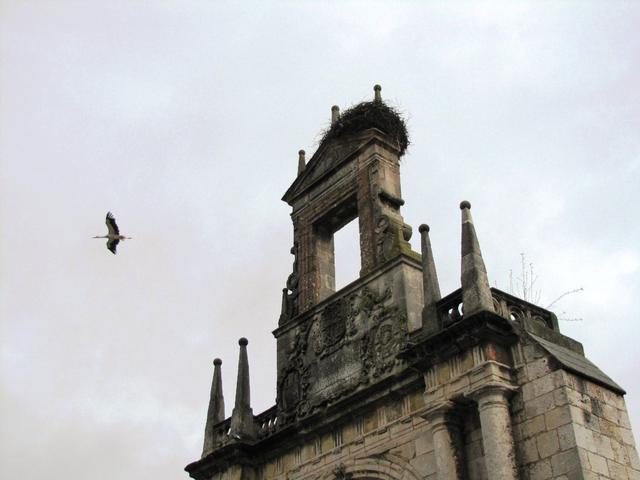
[298,149,305,156]
[374,84,382,91]
[460,200,471,210]
[331,105,339,111]
[418,224,430,234]
[239,337,249,346]
[213,358,222,366]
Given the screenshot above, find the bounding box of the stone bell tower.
[275,84,423,426]
[185,86,640,480]
[279,84,417,320]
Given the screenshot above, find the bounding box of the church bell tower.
[185,86,640,480]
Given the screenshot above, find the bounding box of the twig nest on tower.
[319,100,410,156]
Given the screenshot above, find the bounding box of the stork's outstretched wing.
[106,212,120,235]
[107,238,120,255]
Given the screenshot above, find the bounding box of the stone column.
[474,385,518,480]
[423,402,464,480]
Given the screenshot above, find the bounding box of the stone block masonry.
[511,338,640,480]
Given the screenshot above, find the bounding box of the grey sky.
[1,2,638,479]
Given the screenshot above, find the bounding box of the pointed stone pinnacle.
[420,224,441,333]
[331,105,340,124]
[279,287,289,324]
[229,337,255,440]
[202,357,225,457]
[374,84,382,102]
[460,201,495,317]
[297,149,306,176]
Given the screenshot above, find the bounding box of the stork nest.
[319,100,409,156]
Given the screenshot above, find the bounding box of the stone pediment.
[282,129,400,206]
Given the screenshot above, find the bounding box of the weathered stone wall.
[563,373,640,480]
[274,257,423,427]
[193,322,640,480]
[283,130,412,316]
[259,387,436,480]
[194,319,640,480]
[511,339,640,480]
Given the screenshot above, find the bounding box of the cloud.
[2,2,639,479]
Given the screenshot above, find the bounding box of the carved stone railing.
[491,288,559,331]
[255,405,279,439]
[436,288,464,328]
[205,406,281,451]
[435,287,559,332]
[209,418,232,448]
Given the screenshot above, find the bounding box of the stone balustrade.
[436,287,559,332]
[204,406,281,451]
[256,405,279,439]
[208,418,232,448]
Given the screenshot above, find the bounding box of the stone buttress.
[186,86,640,480]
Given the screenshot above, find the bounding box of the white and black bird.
[93,212,132,254]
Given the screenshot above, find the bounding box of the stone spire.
[374,84,382,102]
[297,149,306,176]
[460,201,495,317]
[331,105,340,124]
[229,337,255,440]
[202,358,225,457]
[419,224,441,333]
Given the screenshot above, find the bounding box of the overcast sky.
[1,2,639,479]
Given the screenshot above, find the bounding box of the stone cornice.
[400,310,518,370]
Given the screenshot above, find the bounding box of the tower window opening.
[313,195,359,301]
[334,218,360,291]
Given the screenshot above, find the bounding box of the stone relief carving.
[375,215,394,261]
[360,297,405,379]
[277,284,406,425]
[332,463,352,480]
[308,319,324,356]
[280,243,300,323]
[372,319,403,375]
[321,299,349,354]
[276,322,312,424]
[375,215,413,263]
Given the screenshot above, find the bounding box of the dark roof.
[530,333,625,394]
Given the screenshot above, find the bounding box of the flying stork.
[93,212,131,254]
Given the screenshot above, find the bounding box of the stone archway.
[317,453,423,480]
